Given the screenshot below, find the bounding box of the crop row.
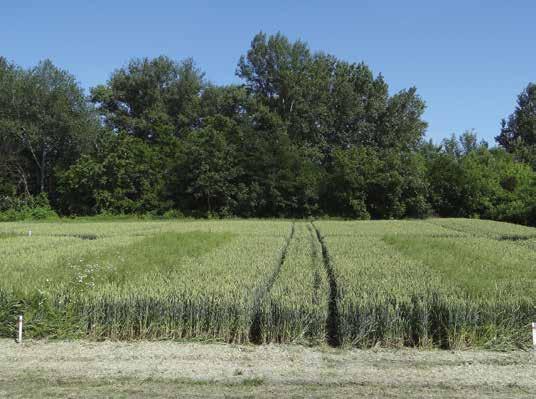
[0,221,293,341]
[2,219,536,348]
[315,220,536,349]
[253,223,329,344]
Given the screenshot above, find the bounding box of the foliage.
[90,56,204,143]
[0,193,58,221]
[0,58,99,197]
[496,83,536,168]
[422,132,536,225]
[321,147,429,219]
[0,33,536,224]
[56,133,170,215]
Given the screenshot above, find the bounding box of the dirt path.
[1,339,535,398]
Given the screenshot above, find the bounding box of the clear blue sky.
[1,0,535,144]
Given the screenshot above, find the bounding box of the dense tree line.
[1,33,535,224]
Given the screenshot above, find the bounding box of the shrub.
[0,194,58,221]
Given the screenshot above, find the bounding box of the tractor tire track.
[306,223,323,307]
[249,222,295,344]
[311,222,341,347]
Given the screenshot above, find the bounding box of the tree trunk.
[39,146,46,193]
[15,165,30,197]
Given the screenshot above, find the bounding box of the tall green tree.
[496,83,536,168]
[322,147,429,219]
[0,58,27,196]
[0,58,98,196]
[425,132,536,224]
[91,56,204,142]
[168,117,240,216]
[57,133,169,215]
[237,32,427,153]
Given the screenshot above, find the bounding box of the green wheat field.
[1,218,536,349]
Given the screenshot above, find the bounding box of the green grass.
[76,231,234,285]
[0,232,18,239]
[383,235,536,297]
[427,218,536,239]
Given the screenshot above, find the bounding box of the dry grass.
[1,339,536,398]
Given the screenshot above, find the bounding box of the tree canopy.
[496,83,536,169]
[1,32,535,225]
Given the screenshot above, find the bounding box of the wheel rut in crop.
[249,222,295,344]
[306,224,322,307]
[312,222,341,347]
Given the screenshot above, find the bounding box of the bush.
[162,209,185,219]
[0,194,58,222]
